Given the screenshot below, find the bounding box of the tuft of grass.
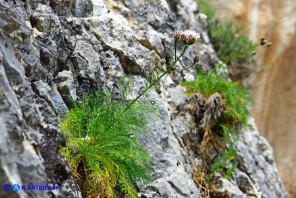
[59,89,156,198]
[182,67,252,127]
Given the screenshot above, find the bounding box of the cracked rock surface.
[0,0,288,197]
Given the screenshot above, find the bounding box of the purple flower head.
[174,30,201,45]
[182,30,201,38]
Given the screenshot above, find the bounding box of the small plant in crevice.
[182,66,252,194]
[197,0,272,83]
[206,126,238,182]
[60,30,203,198]
[59,89,155,198]
[182,66,252,126]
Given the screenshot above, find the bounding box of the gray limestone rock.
[33,80,68,119]
[0,0,289,198]
[55,70,77,105]
[0,33,81,197]
[30,13,60,33]
[72,40,104,80]
[91,0,109,16]
[90,14,153,76]
[136,88,200,198]
[236,119,289,198]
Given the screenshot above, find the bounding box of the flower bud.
[266,42,272,47]
[193,55,200,63]
[260,38,267,46]
[174,31,182,40]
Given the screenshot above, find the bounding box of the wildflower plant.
[182,66,253,183]
[125,30,202,110]
[60,90,155,198]
[197,0,271,82]
[60,30,202,197]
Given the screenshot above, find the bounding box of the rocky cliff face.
[208,0,296,196]
[0,0,288,197]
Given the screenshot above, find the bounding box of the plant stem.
[103,44,189,133]
[174,40,177,62]
[223,43,259,63]
[123,45,189,112]
[175,62,196,72]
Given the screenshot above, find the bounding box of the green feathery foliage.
[182,67,252,182]
[60,89,156,198]
[208,19,256,65]
[197,0,258,81]
[60,27,203,197]
[208,19,257,81]
[206,125,238,182]
[182,68,252,127]
[193,0,270,188]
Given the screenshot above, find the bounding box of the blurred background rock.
[208,0,296,196]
